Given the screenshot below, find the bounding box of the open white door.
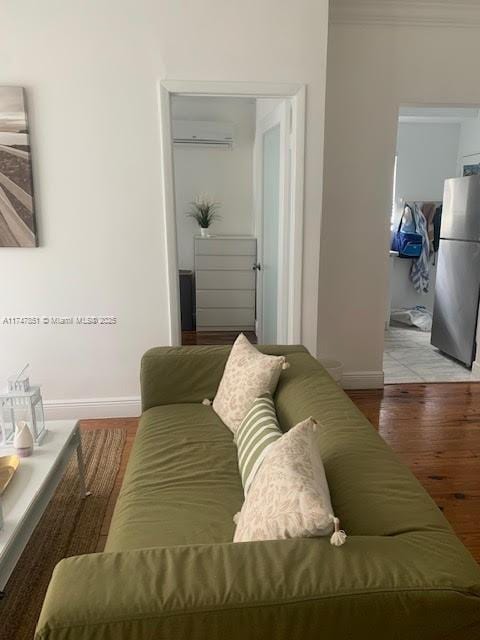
[255,101,291,344]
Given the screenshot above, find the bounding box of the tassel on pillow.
[329,515,347,547]
[202,398,212,406]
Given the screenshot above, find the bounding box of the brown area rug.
[0,428,126,640]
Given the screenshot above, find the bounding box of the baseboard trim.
[342,371,384,390]
[43,396,141,421]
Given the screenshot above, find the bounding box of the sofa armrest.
[36,534,480,640]
[140,346,229,411]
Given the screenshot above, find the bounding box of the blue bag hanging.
[391,204,423,258]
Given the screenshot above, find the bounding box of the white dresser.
[194,236,257,331]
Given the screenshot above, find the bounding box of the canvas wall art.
[0,87,37,247]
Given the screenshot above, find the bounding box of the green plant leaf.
[186,199,221,228]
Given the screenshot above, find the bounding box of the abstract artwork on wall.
[0,87,37,247]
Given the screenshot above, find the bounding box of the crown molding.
[330,0,480,28]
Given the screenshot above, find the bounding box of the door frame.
[254,101,291,344]
[157,80,306,346]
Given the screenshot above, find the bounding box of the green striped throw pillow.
[235,393,282,495]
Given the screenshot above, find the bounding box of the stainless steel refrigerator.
[431,175,480,367]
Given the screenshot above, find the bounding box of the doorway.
[158,81,305,347]
[384,106,480,383]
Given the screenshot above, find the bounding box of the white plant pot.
[200,228,209,238]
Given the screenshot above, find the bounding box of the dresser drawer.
[196,307,255,328]
[196,270,255,290]
[195,255,255,271]
[196,289,255,309]
[195,238,256,256]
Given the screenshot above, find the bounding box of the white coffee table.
[0,420,90,593]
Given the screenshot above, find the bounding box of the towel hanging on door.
[409,203,430,293]
[421,201,437,255]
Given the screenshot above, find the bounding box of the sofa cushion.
[235,393,282,495]
[140,344,307,411]
[105,404,244,552]
[273,352,454,538]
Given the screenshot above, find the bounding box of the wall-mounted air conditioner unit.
[172,120,234,148]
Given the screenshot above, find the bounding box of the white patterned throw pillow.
[235,393,282,496]
[211,333,288,434]
[233,417,347,545]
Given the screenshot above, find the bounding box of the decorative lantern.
[0,366,46,447]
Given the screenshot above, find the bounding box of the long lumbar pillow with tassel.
[233,416,347,547]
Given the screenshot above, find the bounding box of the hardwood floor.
[80,382,480,563]
[182,330,257,345]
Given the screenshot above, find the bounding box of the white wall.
[390,122,460,313]
[0,0,329,414]
[320,19,480,382]
[172,96,255,271]
[395,122,460,209]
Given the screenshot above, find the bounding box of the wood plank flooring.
[80,382,480,563]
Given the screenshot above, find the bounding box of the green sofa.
[36,345,480,639]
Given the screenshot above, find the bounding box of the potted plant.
[186,195,221,237]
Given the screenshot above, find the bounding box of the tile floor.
[384,324,480,383]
